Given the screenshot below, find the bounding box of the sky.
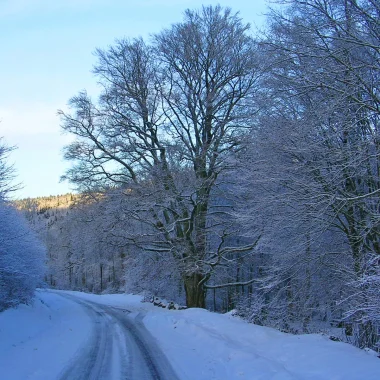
[0,0,269,199]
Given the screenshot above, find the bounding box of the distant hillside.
[14,193,78,214]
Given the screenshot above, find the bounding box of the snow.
[1,289,379,380]
[0,290,92,380]
[144,309,380,380]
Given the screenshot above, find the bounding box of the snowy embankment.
[144,309,380,380]
[1,289,380,380]
[0,290,92,379]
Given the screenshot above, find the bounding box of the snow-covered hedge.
[0,201,46,311]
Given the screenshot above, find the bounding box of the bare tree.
[0,136,45,310]
[239,0,380,346]
[59,6,260,307]
[0,137,20,199]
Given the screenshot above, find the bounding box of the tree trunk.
[183,272,206,308]
[100,263,103,292]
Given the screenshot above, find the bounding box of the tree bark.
[183,272,206,308]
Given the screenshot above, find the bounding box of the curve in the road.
[57,293,180,380]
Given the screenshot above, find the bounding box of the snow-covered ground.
[1,289,379,379]
[0,291,92,379]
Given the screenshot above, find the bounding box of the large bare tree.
[59,5,260,307]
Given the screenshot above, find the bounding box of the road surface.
[57,292,180,380]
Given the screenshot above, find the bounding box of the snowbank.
[0,290,92,380]
[144,308,380,379]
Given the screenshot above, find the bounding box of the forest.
[1,0,379,353]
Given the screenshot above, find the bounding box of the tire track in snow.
[56,292,179,380]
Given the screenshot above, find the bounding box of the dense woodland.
[2,0,380,352]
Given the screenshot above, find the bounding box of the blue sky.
[0,0,268,199]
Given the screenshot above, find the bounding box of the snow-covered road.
[57,292,179,380]
[0,290,179,380]
[1,289,380,379]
